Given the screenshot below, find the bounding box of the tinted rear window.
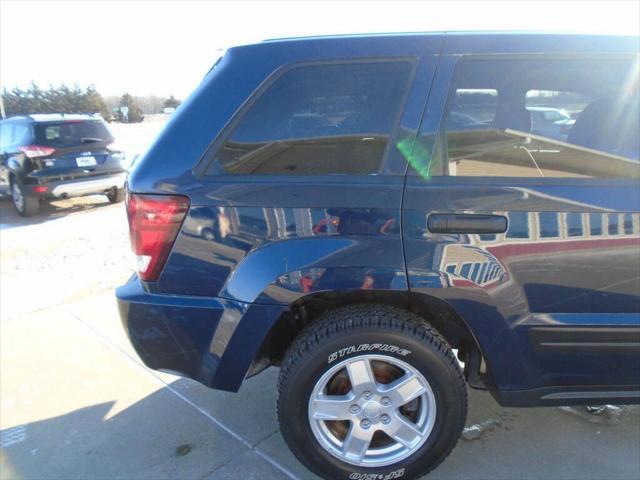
[34,120,113,147]
[206,61,413,176]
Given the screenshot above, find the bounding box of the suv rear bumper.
[23,171,127,198]
[115,275,286,392]
[49,172,126,198]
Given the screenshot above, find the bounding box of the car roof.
[1,113,102,123]
[28,113,102,122]
[261,31,444,43]
[255,31,638,55]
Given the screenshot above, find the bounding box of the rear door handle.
[427,214,508,234]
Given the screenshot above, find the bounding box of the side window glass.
[590,213,603,236]
[539,212,560,238]
[506,212,529,238]
[608,213,619,235]
[208,61,413,176]
[623,213,634,234]
[445,58,639,178]
[447,89,497,130]
[566,212,583,237]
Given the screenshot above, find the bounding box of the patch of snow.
[462,418,502,441]
[558,405,629,425]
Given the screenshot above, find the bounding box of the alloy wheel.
[308,354,437,467]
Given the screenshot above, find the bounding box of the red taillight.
[32,185,49,193]
[126,193,190,281]
[19,145,56,158]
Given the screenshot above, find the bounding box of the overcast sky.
[1,0,639,99]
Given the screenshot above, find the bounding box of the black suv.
[117,33,640,480]
[0,114,126,216]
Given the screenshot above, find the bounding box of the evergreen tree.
[3,87,29,115]
[69,84,85,112]
[117,93,144,123]
[85,85,111,121]
[27,81,46,112]
[50,84,73,113]
[2,83,131,121]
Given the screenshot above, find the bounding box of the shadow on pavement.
[0,388,248,480]
[0,195,118,230]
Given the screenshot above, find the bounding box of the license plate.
[76,156,97,167]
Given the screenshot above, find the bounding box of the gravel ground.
[0,192,131,322]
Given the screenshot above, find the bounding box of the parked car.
[0,114,126,216]
[527,106,576,140]
[116,33,640,480]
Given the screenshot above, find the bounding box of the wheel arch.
[248,289,495,389]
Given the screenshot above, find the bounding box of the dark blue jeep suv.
[117,33,640,479]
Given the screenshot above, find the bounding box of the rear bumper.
[115,275,286,392]
[49,172,126,198]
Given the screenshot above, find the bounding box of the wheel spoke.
[384,413,423,448]
[341,423,373,462]
[383,372,427,406]
[311,394,353,420]
[345,358,376,394]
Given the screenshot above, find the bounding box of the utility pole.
[0,79,5,118]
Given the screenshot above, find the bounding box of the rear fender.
[219,237,409,304]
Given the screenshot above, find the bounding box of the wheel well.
[250,290,492,388]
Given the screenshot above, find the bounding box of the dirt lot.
[1,121,639,480]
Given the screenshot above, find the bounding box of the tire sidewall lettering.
[328,343,412,363]
[348,468,406,480]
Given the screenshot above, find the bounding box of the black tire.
[106,188,125,203]
[278,304,467,480]
[11,180,40,217]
